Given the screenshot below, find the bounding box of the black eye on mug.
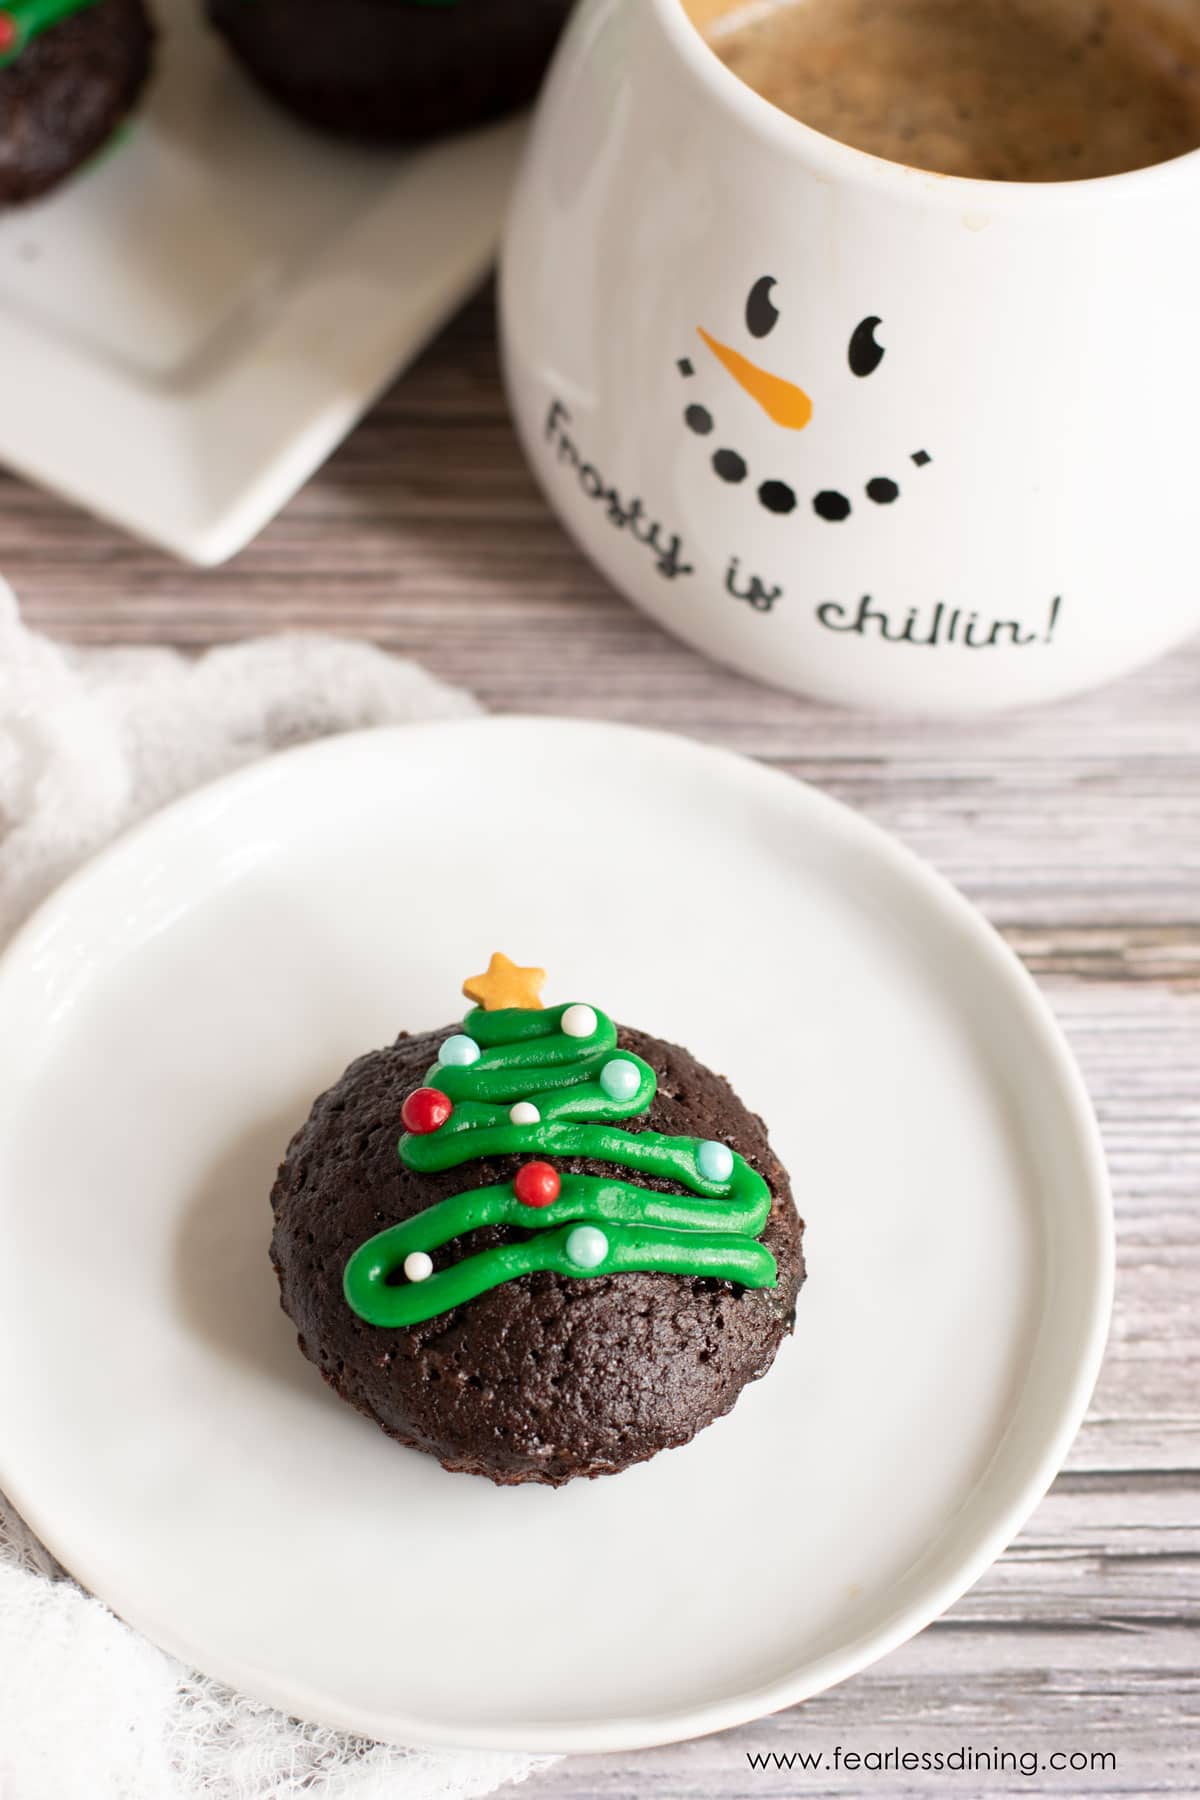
[746,276,780,339]
[848,316,885,376]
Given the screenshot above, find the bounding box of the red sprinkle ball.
[0,14,18,54]
[514,1161,561,1209]
[401,1087,453,1135]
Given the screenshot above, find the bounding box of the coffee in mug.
[687,0,1200,181]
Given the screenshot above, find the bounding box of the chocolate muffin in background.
[206,0,576,144]
[0,0,155,207]
[271,954,806,1486]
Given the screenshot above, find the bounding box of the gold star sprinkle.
[463,953,546,1012]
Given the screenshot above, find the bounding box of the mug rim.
[657,0,1200,209]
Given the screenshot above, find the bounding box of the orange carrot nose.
[697,327,813,430]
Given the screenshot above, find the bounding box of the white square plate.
[0,0,525,563]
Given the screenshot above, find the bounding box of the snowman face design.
[676,275,932,522]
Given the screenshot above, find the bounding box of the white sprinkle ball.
[599,1057,641,1102]
[510,1101,541,1125]
[565,1225,609,1270]
[697,1139,735,1183]
[403,1251,433,1283]
[561,1004,598,1039]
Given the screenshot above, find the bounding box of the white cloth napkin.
[0,586,557,1800]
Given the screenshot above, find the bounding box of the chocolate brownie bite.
[0,0,155,208]
[271,954,806,1485]
[205,0,576,144]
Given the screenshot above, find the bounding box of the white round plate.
[0,719,1110,1752]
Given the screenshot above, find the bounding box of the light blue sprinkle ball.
[565,1225,609,1269]
[697,1139,734,1182]
[599,1057,641,1102]
[439,1034,481,1067]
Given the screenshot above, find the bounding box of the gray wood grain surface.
[4,285,1197,1799]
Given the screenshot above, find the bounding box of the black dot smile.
[759,480,796,515]
[713,447,747,483]
[683,398,929,522]
[814,490,851,522]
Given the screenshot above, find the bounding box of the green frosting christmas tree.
[344,955,778,1327]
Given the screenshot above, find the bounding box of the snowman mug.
[500,0,1200,714]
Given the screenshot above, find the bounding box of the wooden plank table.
[6,285,1197,1799]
